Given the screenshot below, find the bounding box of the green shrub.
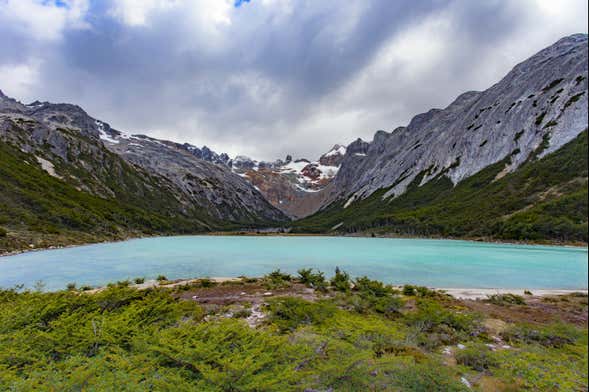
[0,227,7,237]
[330,267,351,292]
[385,359,469,391]
[455,343,498,370]
[156,275,168,282]
[198,278,216,288]
[403,284,417,296]
[486,293,525,306]
[133,277,145,284]
[405,299,481,349]
[354,276,395,297]
[374,295,404,315]
[232,308,252,318]
[262,269,292,289]
[66,282,77,291]
[267,269,291,282]
[297,268,326,290]
[501,322,583,348]
[267,297,337,332]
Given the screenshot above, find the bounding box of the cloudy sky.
[0,0,587,160]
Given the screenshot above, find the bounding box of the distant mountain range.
[1,34,587,252]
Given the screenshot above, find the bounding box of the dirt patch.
[461,294,588,326]
[175,281,318,306]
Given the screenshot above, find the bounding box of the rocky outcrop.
[318,144,346,167]
[323,34,588,208]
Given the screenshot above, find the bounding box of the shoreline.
[438,288,588,300]
[82,277,588,299]
[2,231,587,258]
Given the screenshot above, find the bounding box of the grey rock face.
[0,92,287,224]
[326,34,588,207]
[105,134,286,222]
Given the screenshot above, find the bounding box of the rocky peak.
[0,90,26,112]
[319,144,346,166]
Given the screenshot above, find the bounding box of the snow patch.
[95,120,119,144]
[282,160,309,173]
[324,145,346,157]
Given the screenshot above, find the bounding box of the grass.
[0,271,585,391]
[292,130,588,244]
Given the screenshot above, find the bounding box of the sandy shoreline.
[84,276,588,300]
[438,288,588,300]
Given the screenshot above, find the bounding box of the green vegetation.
[293,130,588,243]
[564,91,586,109]
[0,271,586,391]
[455,343,498,371]
[297,268,327,291]
[535,111,547,126]
[541,78,564,92]
[0,139,214,254]
[486,293,526,306]
[330,266,351,292]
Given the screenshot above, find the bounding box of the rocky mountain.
[92,126,286,223]
[0,91,287,252]
[324,34,588,206]
[294,34,588,242]
[1,34,587,248]
[229,144,346,218]
[133,137,346,218]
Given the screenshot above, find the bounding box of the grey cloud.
[0,0,586,160]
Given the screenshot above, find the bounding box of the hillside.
[293,130,588,243]
[0,93,287,253]
[293,35,588,243]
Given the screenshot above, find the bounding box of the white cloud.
[0,0,89,41]
[0,0,587,161]
[0,61,40,100]
[108,0,232,29]
[108,0,180,27]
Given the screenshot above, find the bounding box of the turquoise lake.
[0,236,587,291]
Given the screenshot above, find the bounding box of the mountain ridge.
[1,34,588,250]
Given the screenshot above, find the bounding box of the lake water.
[0,236,587,291]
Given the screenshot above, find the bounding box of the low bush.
[297,268,327,291]
[198,278,216,288]
[486,293,526,306]
[405,299,481,349]
[331,267,351,292]
[455,343,498,371]
[134,277,145,284]
[354,276,395,297]
[501,322,583,348]
[266,297,337,332]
